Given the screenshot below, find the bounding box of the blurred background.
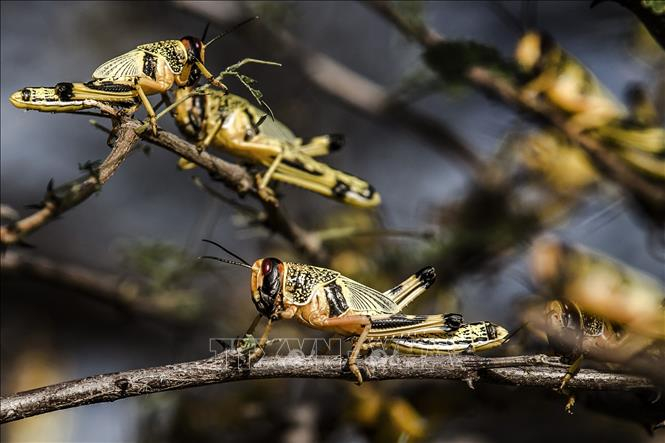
[1,1,663,442]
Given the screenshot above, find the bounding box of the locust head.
[251,258,285,319]
[198,240,285,319]
[545,300,584,357]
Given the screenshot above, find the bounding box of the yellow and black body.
[10,32,227,134]
[202,240,509,383]
[88,34,227,134]
[10,81,139,112]
[361,321,508,355]
[172,87,381,207]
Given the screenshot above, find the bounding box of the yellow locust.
[172,87,381,208]
[200,239,509,383]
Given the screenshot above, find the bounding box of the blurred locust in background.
[529,237,665,415]
[200,239,508,384]
[515,30,665,224]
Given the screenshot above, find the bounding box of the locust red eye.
[261,259,272,275]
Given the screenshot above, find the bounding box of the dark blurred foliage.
[1,1,664,442]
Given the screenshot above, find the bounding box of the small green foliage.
[236,334,259,353]
[120,241,207,294]
[424,41,514,86]
[642,0,665,14]
[219,58,281,121]
[394,66,445,101]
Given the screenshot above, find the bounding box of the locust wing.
[339,276,398,315]
[92,50,144,80]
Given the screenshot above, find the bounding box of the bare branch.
[0,118,139,246]
[0,113,325,261]
[0,352,654,424]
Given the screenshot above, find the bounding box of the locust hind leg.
[383,266,437,311]
[299,134,345,157]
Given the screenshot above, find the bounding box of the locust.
[9,20,260,134]
[515,31,665,181]
[171,87,381,207]
[532,237,665,412]
[200,239,509,383]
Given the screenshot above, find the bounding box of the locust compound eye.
[261,259,272,276]
[181,36,204,61]
[21,88,31,101]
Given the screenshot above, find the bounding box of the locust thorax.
[251,258,285,318]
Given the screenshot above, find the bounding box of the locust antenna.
[201,238,252,267]
[503,323,527,344]
[201,22,211,42]
[199,255,252,269]
[204,16,259,48]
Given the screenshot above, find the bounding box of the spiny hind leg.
[384,266,437,311]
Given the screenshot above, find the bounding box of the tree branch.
[0,118,139,246]
[1,114,325,262]
[0,352,654,424]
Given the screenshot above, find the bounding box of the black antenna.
[201,238,252,267]
[199,255,252,269]
[503,322,527,343]
[204,16,259,47]
[201,22,211,42]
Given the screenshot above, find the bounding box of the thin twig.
[0,118,139,246]
[0,352,654,424]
